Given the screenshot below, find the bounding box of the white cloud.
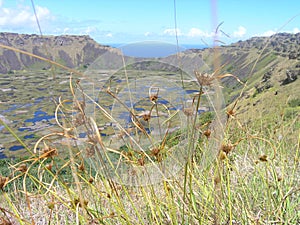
[187,28,213,37]
[63,27,70,34]
[256,27,300,37]
[83,26,98,34]
[12,8,32,25]
[35,5,51,21]
[292,27,300,34]
[163,28,183,36]
[187,28,203,37]
[0,4,53,30]
[233,26,246,37]
[163,27,214,39]
[106,33,113,37]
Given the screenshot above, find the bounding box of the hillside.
[170,33,300,132]
[180,33,299,93]
[0,32,120,73]
[218,33,300,129]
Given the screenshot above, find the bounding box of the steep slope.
[172,33,300,133]
[181,33,299,99]
[214,33,299,132]
[0,32,120,73]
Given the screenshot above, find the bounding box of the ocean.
[107,42,206,58]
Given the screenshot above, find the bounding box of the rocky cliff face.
[179,32,300,88]
[0,32,117,73]
[0,32,299,89]
[229,33,300,59]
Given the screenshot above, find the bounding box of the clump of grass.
[1,31,300,225]
[1,117,300,224]
[288,98,300,108]
[1,64,299,225]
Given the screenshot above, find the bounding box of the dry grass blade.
[0,5,299,224]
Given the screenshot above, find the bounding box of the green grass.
[0,34,300,225]
[0,91,299,224]
[0,138,299,224]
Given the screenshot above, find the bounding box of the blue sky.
[0,0,300,46]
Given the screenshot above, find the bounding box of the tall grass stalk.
[0,27,299,225]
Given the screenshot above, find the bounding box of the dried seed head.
[43,147,58,158]
[150,94,158,102]
[138,158,145,166]
[73,198,88,208]
[227,109,235,118]
[183,107,194,116]
[142,113,151,121]
[45,164,53,171]
[85,146,95,157]
[88,177,94,184]
[195,71,214,86]
[0,176,9,190]
[47,202,55,210]
[78,162,85,171]
[221,143,234,154]
[214,176,221,185]
[203,129,211,138]
[151,147,160,156]
[259,154,268,162]
[16,164,27,173]
[219,151,227,161]
[149,87,159,102]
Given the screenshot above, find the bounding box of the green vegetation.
[288,98,300,108]
[0,33,299,224]
[0,108,299,224]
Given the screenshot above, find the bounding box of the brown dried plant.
[195,71,215,86]
[0,176,9,190]
[149,86,159,102]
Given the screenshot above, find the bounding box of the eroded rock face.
[281,70,299,85]
[0,32,116,73]
[2,50,22,71]
[230,33,300,54]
